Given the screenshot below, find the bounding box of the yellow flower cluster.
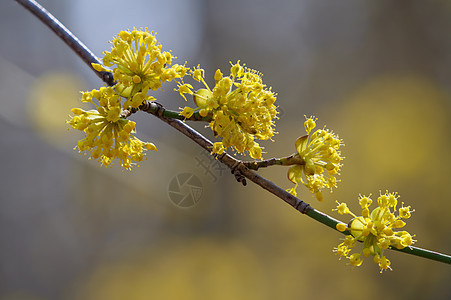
[70,28,187,169]
[68,87,157,169]
[92,28,187,108]
[287,116,343,201]
[177,61,278,159]
[333,192,415,272]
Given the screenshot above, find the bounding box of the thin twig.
[18,0,451,266]
[122,105,212,122]
[242,154,302,170]
[139,102,312,214]
[14,0,115,86]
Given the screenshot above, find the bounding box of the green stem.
[390,245,451,264]
[243,154,303,170]
[161,108,213,122]
[123,103,212,122]
[306,208,349,233]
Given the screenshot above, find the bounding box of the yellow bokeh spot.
[72,238,267,300]
[340,75,448,180]
[27,72,86,145]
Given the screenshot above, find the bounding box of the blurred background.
[1,0,451,299]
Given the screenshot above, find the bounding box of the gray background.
[1,0,450,299]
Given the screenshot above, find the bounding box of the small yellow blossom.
[332,191,416,273]
[68,87,157,169]
[214,69,223,82]
[349,253,363,266]
[287,116,343,201]
[304,115,316,134]
[99,28,187,108]
[335,201,352,215]
[212,142,225,155]
[177,83,194,101]
[336,223,347,232]
[178,61,278,159]
[333,243,351,259]
[180,106,194,119]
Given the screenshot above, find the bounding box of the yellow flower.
[333,192,416,273]
[349,253,363,266]
[211,142,225,155]
[97,28,187,108]
[177,83,194,101]
[68,87,157,169]
[180,106,194,118]
[178,61,278,159]
[335,201,351,215]
[287,116,343,201]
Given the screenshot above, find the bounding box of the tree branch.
[242,154,302,170]
[17,0,451,266]
[138,101,312,214]
[14,0,115,86]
